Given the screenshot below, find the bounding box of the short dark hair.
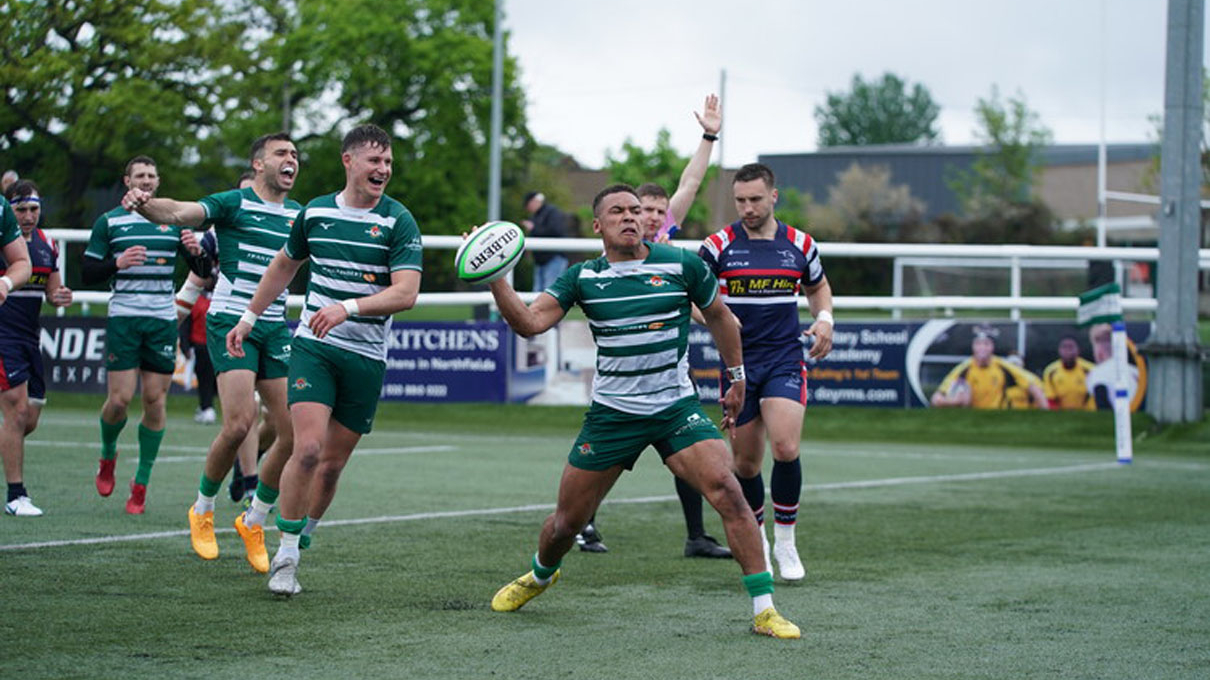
[125,155,157,176]
[5,178,40,203]
[235,170,255,189]
[733,162,775,188]
[635,183,668,201]
[250,132,293,163]
[591,183,637,216]
[342,124,391,154]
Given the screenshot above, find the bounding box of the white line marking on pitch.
[23,440,454,462]
[0,462,1122,553]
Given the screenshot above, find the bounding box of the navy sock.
[736,473,765,525]
[771,459,802,525]
[7,482,28,502]
[243,474,259,493]
[675,476,705,539]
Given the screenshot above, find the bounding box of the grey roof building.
[759,143,1156,224]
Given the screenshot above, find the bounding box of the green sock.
[134,424,164,485]
[276,515,307,535]
[255,482,281,505]
[198,472,222,497]
[742,571,775,598]
[99,416,127,461]
[531,552,561,581]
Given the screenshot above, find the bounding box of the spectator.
[521,191,570,292]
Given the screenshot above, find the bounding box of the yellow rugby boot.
[234,512,269,573]
[187,506,219,560]
[753,607,801,639]
[490,570,560,612]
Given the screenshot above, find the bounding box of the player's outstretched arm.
[668,94,722,222]
[488,278,566,338]
[226,250,302,357]
[803,276,834,360]
[700,295,745,429]
[0,237,31,307]
[122,189,206,227]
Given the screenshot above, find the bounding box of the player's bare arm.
[0,237,31,307]
[488,279,567,338]
[227,249,303,357]
[121,189,207,227]
[699,295,745,429]
[668,94,722,221]
[803,276,834,360]
[309,269,420,340]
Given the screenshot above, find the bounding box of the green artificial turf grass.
[2,401,1207,679]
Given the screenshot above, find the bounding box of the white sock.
[245,496,273,527]
[753,593,774,616]
[302,517,320,536]
[774,522,797,547]
[193,492,216,514]
[278,533,300,560]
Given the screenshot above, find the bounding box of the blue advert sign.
[687,322,916,408]
[380,321,544,403]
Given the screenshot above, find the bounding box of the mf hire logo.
[293,377,312,390]
[366,225,383,239]
[577,442,594,456]
[646,275,668,287]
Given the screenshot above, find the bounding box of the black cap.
[522,191,539,206]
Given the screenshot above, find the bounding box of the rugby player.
[1,182,57,516]
[699,163,835,581]
[227,124,423,595]
[123,134,300,570]
[84,156,207,514]
[487,184,800,639]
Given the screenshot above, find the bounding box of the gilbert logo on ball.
[455,221,526,284]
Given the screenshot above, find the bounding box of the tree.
[1,0,533,290]
[814,72,941,147]
[947,86,1053,217]
[604,128,717,235]
[0,0,274,226]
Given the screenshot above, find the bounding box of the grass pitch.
[2,397,1207,679]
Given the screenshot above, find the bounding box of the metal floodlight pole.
[1145,0,1206,423]
[1096,0,1108,249]
[487,0,504,223]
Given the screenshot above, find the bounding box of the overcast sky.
[506,0,1207,169]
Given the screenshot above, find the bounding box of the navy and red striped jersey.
[698,220,824,362]
[0,228,58,344]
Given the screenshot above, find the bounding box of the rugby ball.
[455,221,526,284]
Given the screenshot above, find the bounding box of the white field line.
[23,440,454,463]
[0,462,1123,553]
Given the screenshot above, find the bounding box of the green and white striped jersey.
[200,187,301,323]
[0,197,18,247]
[284,191,423,362]
[84,207,186,320]
[547,242,719,414]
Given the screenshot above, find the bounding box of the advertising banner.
[689,319,1152,410]
[38,317,541,403]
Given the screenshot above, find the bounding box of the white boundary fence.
[44,229,1210,317]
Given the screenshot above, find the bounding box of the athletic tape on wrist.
[239,309,259,328]
[816,309,834,325]
[342,298,360,316]
[726,365,746,382]
[0,275,12,293]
